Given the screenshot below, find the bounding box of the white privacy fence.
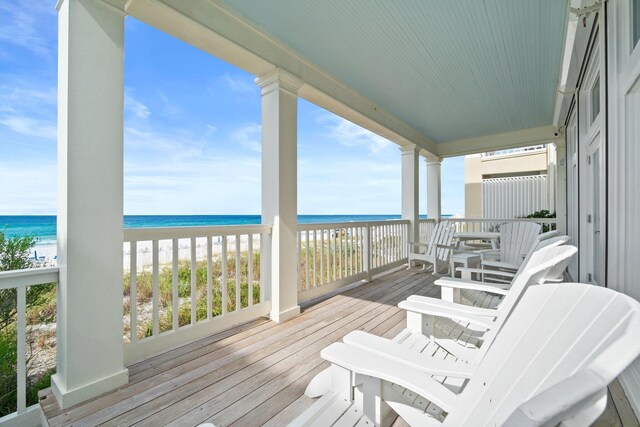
[122,224,271,363]
[296,220,409,302]
[0,267,58,427]
[482,175,549,219]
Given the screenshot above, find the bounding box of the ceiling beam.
[435,125,564,158]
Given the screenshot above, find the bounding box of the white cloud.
[0,163,56,214]
[0,115,56,140]
[317,114,392,154]
[231,123,261,152]
[220,73,256,94]
[0,1,56,59]
[124,92,151,119]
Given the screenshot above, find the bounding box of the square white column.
[256,69,303,323]
[425,155,442,220]
[400,145,420,243]
[53,0,128,408]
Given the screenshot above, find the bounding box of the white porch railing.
[442,217,557,233]
[123,224,272,363]
[419,218,437,244]
[296,220,409,302]
[0,267,58,427]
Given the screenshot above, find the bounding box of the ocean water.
[0,215,442,246]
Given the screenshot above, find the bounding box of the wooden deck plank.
[47,271,423,426]
[38,269,639,427]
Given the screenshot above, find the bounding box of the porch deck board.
[39,269,638,426]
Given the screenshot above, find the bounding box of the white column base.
[270,305,301,323]
[51,368,128,409]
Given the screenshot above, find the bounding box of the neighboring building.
[464,145,557,219]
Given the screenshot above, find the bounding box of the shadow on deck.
[39,268,638,426]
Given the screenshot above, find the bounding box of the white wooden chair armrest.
[455,267,516,280]
[433,277,510,295]
[321,342,459,413]
[343,331,478,378]
[435,243,457,250]
[398,300,495,328]
[481,260,520,271]
[405,241,430,248]
[405,295,499,317]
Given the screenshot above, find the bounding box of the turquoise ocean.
[0,215,444,246]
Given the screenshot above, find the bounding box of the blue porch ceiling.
[220,0,568,143]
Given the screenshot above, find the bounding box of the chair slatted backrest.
[426,221,456,262]
[447,284,640,426]
[469,245,578,365]
[499,222,542,266]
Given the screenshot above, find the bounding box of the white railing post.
[555,137,568,234]
[363,223,372,282]
[256,69,303,323]
[53,0,128,409]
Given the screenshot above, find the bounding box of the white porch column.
[555,138,567,234]
[256,69,302,323]
[400,145,420,243]
[53,0,128,408]
[425,155,442,220]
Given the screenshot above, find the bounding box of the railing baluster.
[248,234,253,306]
[190,237,197,324]
[349,227,354,276]
[313,230,317,288]
[206,236,212,319]
[338,229,343,278]
[152,240,159,335]
[319,229,324,286]
[297,231,302,291]
[172,238,179,330]
[222,235,228,315]
[235,234,241,310]
[16,286,26,413]
[304,230,309,289]
[332,229,336,281]
[130,241,137,343]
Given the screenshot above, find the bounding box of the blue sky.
[0,1,465,216]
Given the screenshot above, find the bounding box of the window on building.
[591,75,600,123]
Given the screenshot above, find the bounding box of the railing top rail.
[418,218,437,223]
[443,218,557,223]
[124,224,272,242]
[0,267,59,290]
[296,219,410,231]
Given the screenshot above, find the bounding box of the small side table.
[450,253,481,279]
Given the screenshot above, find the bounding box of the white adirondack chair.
[472,221,542,273]
[456,230,562,283]
[406,221,456,274]
[302,283,640,427]
[435,234,571,305]
[304,245,577,400]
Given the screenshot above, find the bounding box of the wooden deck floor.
[40,268,639,427]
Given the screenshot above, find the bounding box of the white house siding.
[607,0,640,418]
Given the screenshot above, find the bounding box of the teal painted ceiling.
[220,0,568,143]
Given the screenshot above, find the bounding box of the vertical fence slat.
[297,231,302,292]
[235,234,241,310]
[333,229,336,282]
[313,230,317,288]
[207,236,212,319]
[222,235,228,316]
[305,231,310,289]
[248,234,253,307]
[172,238,179,330]
[152,240,159,335]
[319,229,324,286]
[130,241,137,343]
[16,286,26,413]
[190,237,197,324]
